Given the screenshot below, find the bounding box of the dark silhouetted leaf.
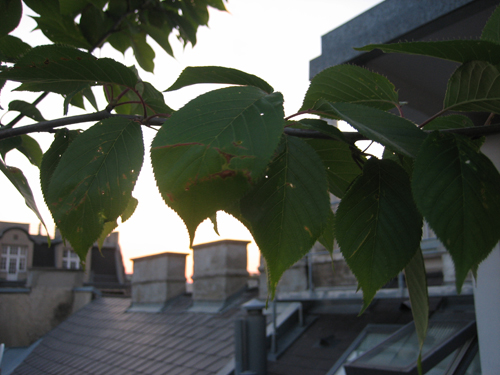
[141,23,174,57]
[301,65,399,113]
[412,132,500,291]
[444,61,500,114]
[356,40,500,65]
[314,102,426,158]
[166,66,274,94]
[336,159,422,310]
[46,118,144,258]
[240,136,331,297]
[297,118,349,143]
[151,86,284,244]
[130,32,155,73]
[0,0,22,37]
[318,209,335,254]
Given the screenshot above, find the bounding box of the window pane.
[9,247,18,255]
[0,257,6,270]
[19,258,26,271]
[8,258,17,273]
[20,246,27,256]
[1,246,8,254]
[62,260,68,269]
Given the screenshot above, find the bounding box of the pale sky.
[0,0,383,278]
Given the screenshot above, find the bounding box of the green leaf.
[240,136,331,297]
[305,138,362,198]
[1,45,137,94]
[165,66,274,94]
[139,81,173,115]
[140,22,174,57]
[59,0,87,16]
[336,159,422,310]
[423,114,474,131]
[0,35,31,63]
[314,102,427,158]
[444,61,500,114]
[16,135,43,168]
[46,118,144,259]
[120,196,138,223]
[356,40,500,65]
[130,32,155,73]
[318,208,335,254]
[97,220,118,250]
[0,0,22,37]
[0,158,48,233]
[481,5,500,43]
[31,14,91,50]
[79,4,110,47]
[405,249,429,366]
[22,0,59,16]
[412,132,500,291]
[0,137,21,160]
[40,128,81,200]
[209,213,220,236]
[8,100,46,122]
[207,0,227,11]
[301,64,399,113]
[151,86,285,244]
[107,31,131,55]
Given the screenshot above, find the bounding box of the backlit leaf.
[40,128,81,200]
[405,249,429,363]
[0,45,137,94]
[412,132,500,291]
[166,66,274,94]
[336,159,422,310]
[151,86,284,244]
[444,61,500,114]
[0,35,31,63]
[305,138,362,198]
[16,135,43,168]
[130,32,155,73]
[356,40,500,65]
[301,64,399,112]
[141,23,174,57]
[46,118,144,259]
[32,15,91,50]
[8,100,46,122]
[0,158,48,233]
[314,102,426,158]
[480,4,500,43]
[240,136,331,297]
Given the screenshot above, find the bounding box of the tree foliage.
[2,0,500,359]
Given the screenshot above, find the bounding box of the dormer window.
[1,245,28,281]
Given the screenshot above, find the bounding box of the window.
[1,245,28,280]
[62,249,80,269]
[343,319,477,375]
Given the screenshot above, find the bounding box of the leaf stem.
[419,109,447,128]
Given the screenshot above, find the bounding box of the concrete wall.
[132,252,187,305]
[192,240,249,302]
[0,269,86,347]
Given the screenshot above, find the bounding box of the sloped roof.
[12,294,254,375]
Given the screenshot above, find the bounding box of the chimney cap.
[192,239,250,250]
[131,252,189,262]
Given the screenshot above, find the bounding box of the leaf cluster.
[1,2,500,366]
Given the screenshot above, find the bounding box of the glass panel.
[464,351,481,375]
[8,258,17,274]
[0,257,7,270]
[18,257,26,271]
[9,247,18,255]
[62,260,68,269]
[333,332,395,375]
[1,246,8,254]
[20,246,27,256]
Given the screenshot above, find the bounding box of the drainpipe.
[235,299,267,375]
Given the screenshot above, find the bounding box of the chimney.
[129,252,188,312]
[190,240,249,313]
